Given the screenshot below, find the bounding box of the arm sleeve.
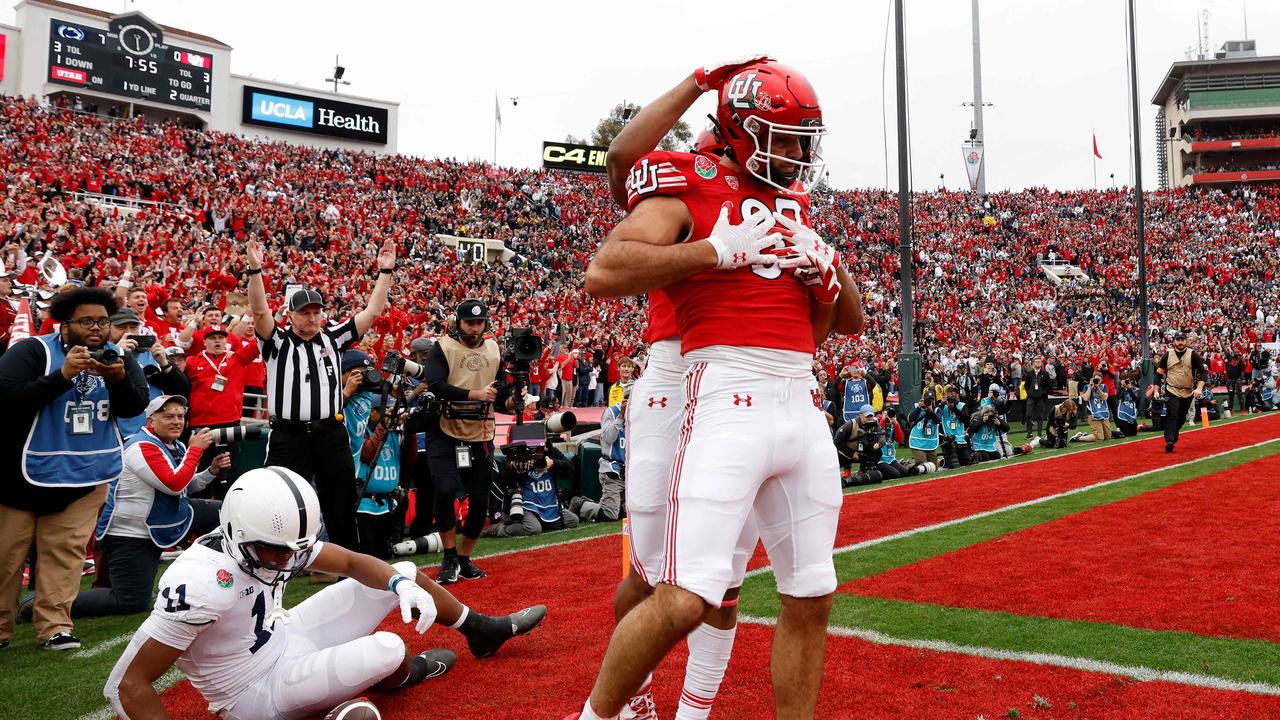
[326,317,361,352]
[188,468,217,495]
[424,342,470,401]
[233,339,261,365]
[130,443,207,495]
[0,339,76,416]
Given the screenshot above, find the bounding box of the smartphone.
[130,334,158,349]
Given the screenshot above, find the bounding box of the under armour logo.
[732,252,747,264]
[648,396,667,408]
[733,394,753,407]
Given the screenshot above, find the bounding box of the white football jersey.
[138,534,319,713]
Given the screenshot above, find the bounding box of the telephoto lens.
[89,347,120,365]
[391,532,442,557]
[209,425,264,444]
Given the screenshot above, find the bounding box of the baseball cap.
[145,394,188,416]
[341,349,372,374]
[203,324,228,337]
[409,337,433,353]
[859,404,876,418]
[456,298,488,321]
[989,383,1003,393]
[109,308,142,326]
[1173,331,1187,340]
[288,289,324,312]
[165,346,186,357]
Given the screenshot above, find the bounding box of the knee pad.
[370,631,407,676]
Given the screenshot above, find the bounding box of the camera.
[500,412,576,474]
[209,425,263,444]
[89,347,119,365]
[357,366,385,392]
[503,327,543,367]
[130,334,158,349]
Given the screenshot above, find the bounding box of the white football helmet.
[220,466,323,585]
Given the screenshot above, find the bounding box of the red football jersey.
[643,289,678,344]
[626,151,815,355]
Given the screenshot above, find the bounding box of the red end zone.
[842,452,1280,642]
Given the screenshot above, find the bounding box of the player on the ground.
[592,58,862,720]
[576,58,856,720]
[104,467,546,720]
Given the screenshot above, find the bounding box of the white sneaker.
[620,691,659,720]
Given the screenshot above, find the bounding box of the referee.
[244,237,396,548]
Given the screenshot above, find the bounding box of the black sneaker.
[0,639,9,650]
[437,555,460,585]
[399,649,456,687]
[466,604,548,659]
[457,557,486,580]
[41,632,81,651]
[1166,442,1175,453]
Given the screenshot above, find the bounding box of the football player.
[104,467,546,720]
[575,59,860,720]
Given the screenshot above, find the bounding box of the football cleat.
[457,557,486,580]
[467,604,547,659]
[620,690,659,719]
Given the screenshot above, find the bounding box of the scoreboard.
[47,18,213,112]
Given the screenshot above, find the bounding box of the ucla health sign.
[241,85,387,144]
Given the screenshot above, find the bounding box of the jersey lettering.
[161,584,191,612]
[249,591,275,654]
[740,197,804,280]
[629,158,660,196]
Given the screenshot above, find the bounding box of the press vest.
[1165,349,1195,398]
[344,391,402,516]
[438,336,500,442]
[842,379,870,422]
[95,428,193,548]
[908,411,940,451]
[22,334,124,488]
[940,402,968,444]
[1087,391,1111,420]
[520,468,562,523]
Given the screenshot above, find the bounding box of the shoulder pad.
[152,546,242,624]
[626,151,700,211]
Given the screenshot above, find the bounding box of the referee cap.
[288,289,324,312]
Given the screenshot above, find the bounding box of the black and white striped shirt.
[257,318,360,422]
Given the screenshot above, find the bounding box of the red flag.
[1092,133,1103,159]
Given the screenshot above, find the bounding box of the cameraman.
[906,393,944,468]
[939,386,973,468]
[1044,399,1077,449]
[0,288,148,650]
[1155,332,1206,453]
[489,443,578,537]
[1072,375,1113,443]
[839,405,888,486]
[108,308,191,441]
[575,392,627,522]
[421,299,515,584]
[969,403,1010,462]
[340,350,405,559]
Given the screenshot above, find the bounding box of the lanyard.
[202,351,229,375]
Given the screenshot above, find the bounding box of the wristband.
[379,268,393,275]
[388,574,412,594]
[245,267,263,276]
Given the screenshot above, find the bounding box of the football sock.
[579,699,617,720]
[447,606,470,630]
[676,623,737,720]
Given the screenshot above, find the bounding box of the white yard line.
[72,631,132,659]
[745,434,1280,580]
[738,614,1280,696]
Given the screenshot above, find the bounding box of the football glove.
[705,203,782,270]
[392,575,437,634]
[694,54,773,93]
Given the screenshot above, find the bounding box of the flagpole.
[492,99,497,166]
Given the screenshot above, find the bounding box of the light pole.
[1125,0,1154,397]
[325,56,350,94]
[894,0,921,413]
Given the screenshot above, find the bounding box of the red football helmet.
[715,60,826,194]
[692,126,727,157]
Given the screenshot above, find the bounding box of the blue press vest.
[843,380,870,422]
[345,392,401,515]
[1087,392,1111,420]
[602,405,626,476]
[971,420,999,453]
[908,412,940,451]
[22,334,124,487]
[879,435,897,464]
[95,429,194,547]
[520,468,562,523]
[940,402,968,444]
[116,351,163,440]
[1117,390,1138,424]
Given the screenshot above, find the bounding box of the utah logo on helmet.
[714,60,827,194]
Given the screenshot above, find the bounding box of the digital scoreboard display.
[47,18,213,112]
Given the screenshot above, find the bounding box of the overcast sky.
[16,0,1280,192]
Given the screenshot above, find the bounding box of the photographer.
[838,405,888,486]
[1044,399,1077,449]
[1071,376,1113,443]
[340,350,405,559]
[875,411,911,480]
[906,393,944,469]
[574,393,627,522]
[1114,374,1150,438]
[1155,332,1207,453]
[969,403,1011,462]
[421,299,516,584]
[490,442,578,537]
[0,287,148,650]
[108,308,191,441]
[70,396,227,618]
[840,365,875,423]
[939,386,973,468]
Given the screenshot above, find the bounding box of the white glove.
[705,203,781,270]
[694,54,773,92]
[392,575,437,634]
[771,211,838,272]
